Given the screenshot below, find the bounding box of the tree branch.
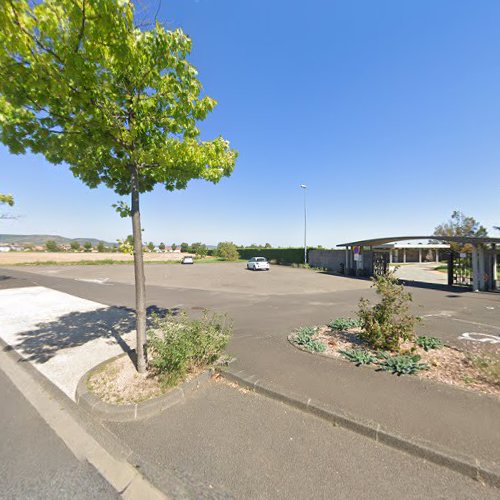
[75,0,86,53]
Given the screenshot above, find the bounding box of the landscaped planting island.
[289,271,500,398]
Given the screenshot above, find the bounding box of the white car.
[247,257,270,271]
[181,256,194,264]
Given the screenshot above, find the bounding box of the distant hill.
[0,234,115,247]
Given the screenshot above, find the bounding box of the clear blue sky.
[1,0,500,247]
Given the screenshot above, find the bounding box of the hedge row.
[236,247,308,264]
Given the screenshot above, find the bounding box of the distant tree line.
[45,240,112,252]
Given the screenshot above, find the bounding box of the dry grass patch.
[87,355,203,405]
[88,355,165,405]
[0,251,186,265]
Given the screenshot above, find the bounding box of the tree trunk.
[130,164,147,373]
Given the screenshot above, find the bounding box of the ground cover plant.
[339,349,378,366]
[329,317,362,332]
[294,326,326,353]
[416,336,443,351]
[376,352,429,376]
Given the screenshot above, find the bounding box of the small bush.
[216,241,240,261]
[328,317,362,331]
[294,326,326,352]
[377,353,429,376]
[357,270,420,352]
[148,311,232,387]
[416,336,443,351]
[339,349,377,366]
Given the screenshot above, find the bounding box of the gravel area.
[88,355,203,405]
[88,356,166,404]
[291,326,500,398]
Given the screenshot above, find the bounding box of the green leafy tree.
[191,242,207,258]
[433,211,488,252]
[159,242,166,251]
[45,240,59,252]
[147,241,155,252]
[216,241,239,261]
[171,243,177,251]
[70,241,81,251]
[0,0,237,373]
[264,243,272,248]
[1,193,15,219]
[117,237,133,254]
[180,242,189,253]
[97,241,106,253]
[83,241,93,252]
[0,194,14,206]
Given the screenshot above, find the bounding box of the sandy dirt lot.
[0,251,185,265]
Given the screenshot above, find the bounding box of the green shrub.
[357,270,420,352]
[294,326,326,352]
[45,240,60,252]
[377,353,428,375]
[148,311,232,387]
[416,336,443,351]
[216,241,240,261]
[191,242,208,258]
[328,317,362,331]
[339,349,377,366]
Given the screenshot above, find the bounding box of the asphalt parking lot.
[4,261,499,354]
[2,262,500,487]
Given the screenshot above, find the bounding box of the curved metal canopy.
[337,235,500,247]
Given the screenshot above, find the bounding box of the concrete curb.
[76,354,214,422]
[0,339,169,499]
[218,366,500,489]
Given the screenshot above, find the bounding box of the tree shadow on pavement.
[13,304,178,364]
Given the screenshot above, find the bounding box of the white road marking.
[74,277,111,285]
[422,311,454,318]
[458,332,500,344]
[449,318,500,331]
[423,313,500,331]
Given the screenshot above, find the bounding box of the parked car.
[247,257,270,271]
[182,256,194,264]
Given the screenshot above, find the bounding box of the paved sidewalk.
[228,333,500,477]
[0,286,134,399]
[107,379,498,499]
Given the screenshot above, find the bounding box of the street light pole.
[300,184,307,264]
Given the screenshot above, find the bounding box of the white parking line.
[458,332,500,344]
[449,318,500,331]
[74,277,111,285]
